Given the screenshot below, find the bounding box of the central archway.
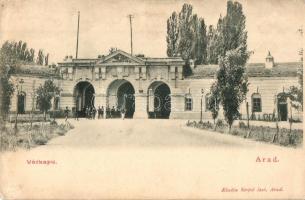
[74,81,95,117]
[147,81,171,119]
[107,79,135,118]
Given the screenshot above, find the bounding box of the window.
[185,95,193,111]
[252,93,262,112]
[54,97,60,110]
[36,100,40,110]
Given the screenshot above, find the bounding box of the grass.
[186,120,303,148]
[0,120,74,151]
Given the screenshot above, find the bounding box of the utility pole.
[298,27,303,62]
[200,89,204,123]
[127,14,134,55]
[76,11,80,59]
[30,80,36,129]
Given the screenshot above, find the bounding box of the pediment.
[97,50,144,65]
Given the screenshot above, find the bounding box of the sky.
[0,0,304,64]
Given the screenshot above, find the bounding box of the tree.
[37,49,44,65]
[218,1,247,57]
[45,53,49,66]
[288,66,303,111]
[217,46,249,131]
[209,1,249,131]
[178,4,194,60]
[0,67,14,120]
[206,0,247,65]
[36,80,60,121]
[166,11,179,57]
[0,42,18,121]
[195,17,207,64]
[166,3,209,65]
[29,48,35,62]
[208,82,220,126]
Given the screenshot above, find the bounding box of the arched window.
[17,92,26,114]
[185,94,193,111]
[252,93,262,112]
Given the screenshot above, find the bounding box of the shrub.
[203,121,213,129]
[54,125,66,136]
[231,129,239,135]
[50,109,74,119]
[238,121,247,129]
[186,118,303,147]
[216,119,226,128]
[66,121,75,129]
[50,120,58,125]
[32,134,48,145]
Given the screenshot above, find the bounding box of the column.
[94,93,106,108]
[133,93,148,118]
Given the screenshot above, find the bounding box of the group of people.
[84,106,98,119]
[64,105,127,120]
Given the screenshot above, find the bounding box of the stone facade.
[9,50,303,121]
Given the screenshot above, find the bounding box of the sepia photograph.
[0,0,304,199]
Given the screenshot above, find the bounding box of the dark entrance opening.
[148,82,171,119]
[17,92,26,114]
[117,81,135,118]
[74,81,95,117]
[278,95,288,121]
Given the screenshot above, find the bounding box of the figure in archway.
[107,80,135,118]
[147,81,171,119]
[73,81,95,118]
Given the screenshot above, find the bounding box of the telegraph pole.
[298,26,303,62]
[127,14,134,55]
[76,11,80,59]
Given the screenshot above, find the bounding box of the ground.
[1,119,304,199]
[35,119,297,148]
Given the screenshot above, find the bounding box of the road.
[1,119,303,199]
[40,119,292,148]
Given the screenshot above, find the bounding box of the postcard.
[0,0,304,199]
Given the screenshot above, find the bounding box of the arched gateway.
[74,81,95,117]
[147,81,171,119]
[107,79,135,118]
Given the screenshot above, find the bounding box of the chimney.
[265,51,274,69]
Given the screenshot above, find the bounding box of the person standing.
[92,107,96,119]
[97,106,101,119]
[64,106,70,121]
[101,106,104,119]
[85,106,89,119]
[121,107,126,120]
[111,106,115,118]
[106,106,110,119]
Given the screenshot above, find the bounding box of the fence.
[9,113,50,122]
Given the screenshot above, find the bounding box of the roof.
[188,62,302,79]
[58,49,185,67]
[10,64,60,78]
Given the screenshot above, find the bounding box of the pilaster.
[133,93,148,118]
